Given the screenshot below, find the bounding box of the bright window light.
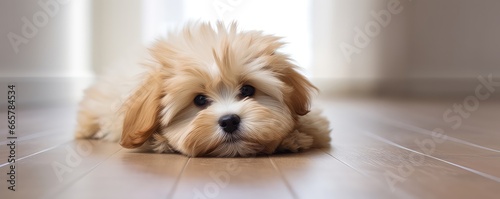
[68,0,91,77]
[142,0,312,72]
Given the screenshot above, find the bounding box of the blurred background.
[1,0,500,106]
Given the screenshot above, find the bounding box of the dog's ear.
[149,39,176,68]
[281,66,316,116]
[120,73,163,148]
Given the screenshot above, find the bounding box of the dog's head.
[119,22,316,157]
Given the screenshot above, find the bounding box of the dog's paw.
[277,130,314,153]
[151,134,175,153]
[74,129,93,139]
[74,124,100,139]
[93,130,121,142]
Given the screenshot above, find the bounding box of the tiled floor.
[1,97,499,199]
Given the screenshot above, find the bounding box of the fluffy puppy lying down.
[75,22,331,157]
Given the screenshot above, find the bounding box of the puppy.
[75,22,331,157]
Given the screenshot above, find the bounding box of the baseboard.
[0,77,94,108]
[312,76,500,98]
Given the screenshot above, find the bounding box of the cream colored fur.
[75,22,331,157]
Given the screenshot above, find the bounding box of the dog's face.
[119,23,315,157]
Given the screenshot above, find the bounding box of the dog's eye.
[194,95,208,107]
[240,85,255,97]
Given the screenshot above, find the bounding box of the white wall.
[0,0,91,106]
[312,0,411,95]
[312,0,500,97]
[410,0,500,79]
[91,0,145,75]
[1,0,71,77]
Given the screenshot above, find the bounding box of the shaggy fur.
[75,22,331,157]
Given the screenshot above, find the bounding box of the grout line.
[387,103,500,138]
[353,108,500,153]
[268,156,298,199]
[42,147,123,199]
[320,148,369,177]
[461,123,500,137]
[378,116,500,153]
[0,145,61,167]
[319,149,417,199]
[166,157,191,199]
[0,138,73,168]
[364,131,500,183]
[0,128,68,145]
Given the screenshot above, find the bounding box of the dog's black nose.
[218,114,240,133]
